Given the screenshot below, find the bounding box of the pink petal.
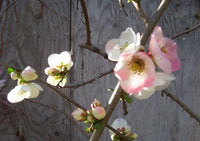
[152,26,163,41]
[114,61,131,81]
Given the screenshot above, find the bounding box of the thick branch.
[141,0,172,45]
[162,90,200,123]
[80,0,91,45]
[89,0,173,140]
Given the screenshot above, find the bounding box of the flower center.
[161,46,167,53]
[129,57,145,74]
[120,42,129,52]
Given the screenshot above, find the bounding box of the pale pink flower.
[149,26,181,73]
[110,118,131,135]
[21,66,38,81]
[105,27,140,61]
[92,106,106,120]
[71,108,87,121]
[114,52,155,94]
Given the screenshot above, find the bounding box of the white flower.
[45,51,73,87]
[105,27,141,62]
[134,72,175,100]
[110,118,131,136]
[21,66,38,81]
[7,83,43,103]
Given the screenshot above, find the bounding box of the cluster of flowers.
[72,99,106,132]
[110,118,138,141]
[105,26,180,99]
[7,66,43,103]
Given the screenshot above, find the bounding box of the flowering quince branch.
[64,69,113,89]
[162,90,200,124]
[171,23,200,40]
[90,0,174,140]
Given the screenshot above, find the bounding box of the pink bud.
[21,66,38,81]
[92,106,106,120]
[90,99,101,109]
[71,108,87,121]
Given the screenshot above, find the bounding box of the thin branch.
[131,1,149,26]
[118,0,128,17]
[64,69,113,89]
[162,90,200,124]
[80,0,91,45]
[80,44,108,59]
[36,78,87,111]
[0,0,16,22]
[37,0,59,16]
[90,0,173,140]
[0,0,8,57]
[171,23,200,39]
[141,0,172,45]
[26,99,90,138]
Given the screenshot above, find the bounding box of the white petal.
[59,51,72,67]
[105,39,121,61]
[134,87,155,100]
[47,76,60,86]
[48,53,60,68]
[120,27,136,44]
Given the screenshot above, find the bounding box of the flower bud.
[87,114,95,123]
[92,106,106,120]
[71,108,87,121]
[91,99,101,109]
[21,66,38,81]
[10,72,18,80]
[44,67,60,76]
[128,132,138,140]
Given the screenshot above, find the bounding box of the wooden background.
[0,0,200,141]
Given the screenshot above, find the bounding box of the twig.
[0,0,9,57]
[171,23,200,39]
[26,99,90,138]
[0,0,16,22]
[162,90,200,124]
[64,69,113,89]
[80,0,91,45]
[89,0,173,140]
[80,44,108,59]
[141,0,172,45]
[118,0,128,17]
[36,78,87,111]
[37,0,59,16]
[131,1,149,26]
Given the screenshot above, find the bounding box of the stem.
[80,0,91,45]
[162,90,200,123]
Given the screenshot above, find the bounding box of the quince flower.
[45,51,73,87]
[114,52,155,94]
[149,26,181,73]
[21,66,38,81]
[92,106,106,120]
[134,72,175,99]
[71,108,87,121]
[105,27,140,62]
[7,83,43,103]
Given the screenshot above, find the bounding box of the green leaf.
[84,127,90,133]
[7,67,16,74]
[124,95,133,104]
[93,120,102,130]
[108,88,114,92]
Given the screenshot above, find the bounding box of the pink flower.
[92,106,106,120]
[71,108,87,121]
[105,27,140,62]
[114,52,155,94]
[149,26,180,73]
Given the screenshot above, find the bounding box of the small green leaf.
[108,88,114,92]
[93,120,102,130]
[124,95,133,104]
[7,67,16,74]
[84,127,90,133]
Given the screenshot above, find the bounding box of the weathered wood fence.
[0,0,200,141]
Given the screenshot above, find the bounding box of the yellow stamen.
[120,42,129,52]
[129,57,145,74]
[161,46,167,53]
